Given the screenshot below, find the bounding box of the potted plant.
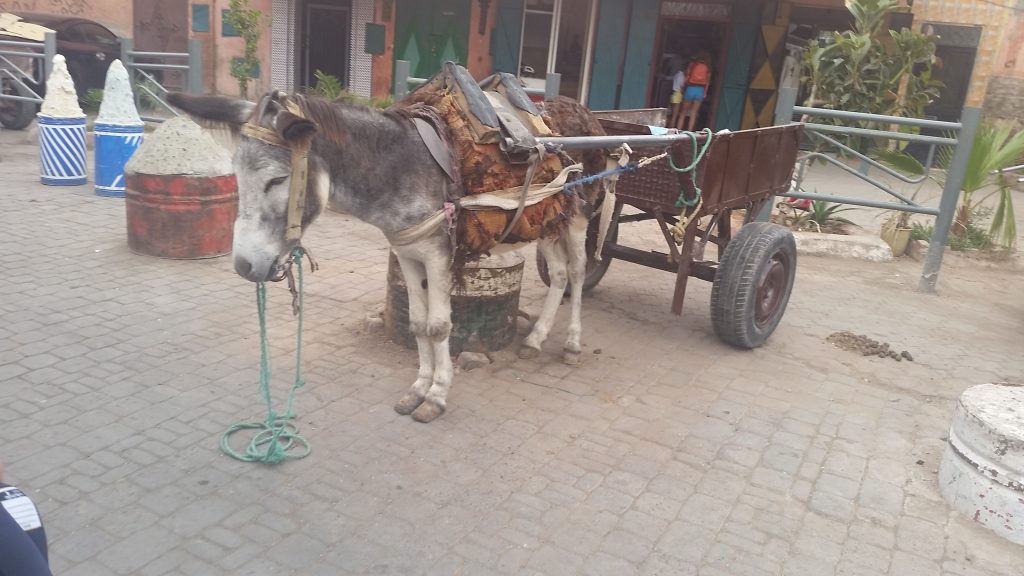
[879,209,913,256]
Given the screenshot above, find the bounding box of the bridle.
[239,95,314,244]
[238,94,319,284]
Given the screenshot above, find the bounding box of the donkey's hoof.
[563,350,582,366]
[411,400,446,423]
[394,393,425,415]
[518,345,541,360]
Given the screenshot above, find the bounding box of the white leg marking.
[522,236,569,357]
[394,254,433,414]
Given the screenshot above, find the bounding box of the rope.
[667,128,714,209]
[220,247,311,464]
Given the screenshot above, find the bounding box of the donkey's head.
[168,91,327,282]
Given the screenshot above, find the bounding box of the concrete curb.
[793,231,894,262]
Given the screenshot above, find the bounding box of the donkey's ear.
[275,111,318,143]
[166,93,256,126]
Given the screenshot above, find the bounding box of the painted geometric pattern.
[350,0,374,98]
[743,24,786,129]
[271,0,296,92]
[39,123,87,182]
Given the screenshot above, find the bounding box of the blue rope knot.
[220,247,312,464]
[563,162,640,195]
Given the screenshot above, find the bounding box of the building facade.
[8,0,1021,123]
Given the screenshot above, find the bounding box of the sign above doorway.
[661,2,731,20]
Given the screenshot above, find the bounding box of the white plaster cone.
[39,54,84,119]
[96,60,142,125]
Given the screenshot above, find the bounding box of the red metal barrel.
[125,173,238,259]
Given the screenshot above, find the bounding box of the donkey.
[168,91,607,423]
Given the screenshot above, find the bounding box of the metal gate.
[0,31,55,127]
[0,33,200,127]
[120,37,202,123]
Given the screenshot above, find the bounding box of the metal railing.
[392,59,562,101]
[120,38,202,123]
[0,31,56,106]
[772,86,981,293]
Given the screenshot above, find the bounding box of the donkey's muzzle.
[233,255,264,282]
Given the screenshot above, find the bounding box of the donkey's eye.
[264,176,287,194]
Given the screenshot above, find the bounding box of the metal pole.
[544,72,561,100]
[774,86,798,126]
[760,86,800,222]
[394,59,410,100]
[42,31,56,82]
[120,37,132,69]
[187,38,202,94]
[919,106,982,293]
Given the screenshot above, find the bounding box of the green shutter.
[619,0,659,109]
[492,0,524,74]
[588,0,631,110]
[714,0,763,130]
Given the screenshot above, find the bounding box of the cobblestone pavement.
[1,128,1023,575]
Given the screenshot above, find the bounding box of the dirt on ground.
[827,330,914,361]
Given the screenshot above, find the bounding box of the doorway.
[304,1,351,89]
[651,18,727,129]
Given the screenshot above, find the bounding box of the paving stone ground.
[1,127,1023,575]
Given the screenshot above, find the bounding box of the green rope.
[668,128,714,209]
[220,247,311,464]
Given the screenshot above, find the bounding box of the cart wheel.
[537,217,618,294]
[0,82,37,130]
[710,222,796,348]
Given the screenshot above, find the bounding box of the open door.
[304,1,352,88]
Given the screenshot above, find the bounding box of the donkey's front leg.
[393,255,434,415]
[412,249,454,423]
[562,217,588,365]
[520,237,568,359]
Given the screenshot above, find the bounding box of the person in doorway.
[669,57,687,129]
[0,463,52,576]
[681,55,711,131]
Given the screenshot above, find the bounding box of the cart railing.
[0,32,55,106]
[120,37,202,123]
[772,86,981,293]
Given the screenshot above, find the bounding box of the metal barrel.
[94,122,144,197]
[125,173,238,259]
[37,115,87,186]
[385,250,525,354]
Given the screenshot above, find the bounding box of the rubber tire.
[0,82,37,130]
[537,216,618,294]
[710,221,796,349]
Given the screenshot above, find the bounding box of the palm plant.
[781,200,858,233]
[874,122,1024,248]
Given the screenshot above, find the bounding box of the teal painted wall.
[619,0,660,109]
[492,0,524,74]
[714,0,763,130]
[587,0,631,110]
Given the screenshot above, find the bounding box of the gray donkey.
[168,91,607,423]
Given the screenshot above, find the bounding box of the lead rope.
[668,128,714,243]
[220,247,311,464]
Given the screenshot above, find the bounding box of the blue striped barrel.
[94,122,144,197]
[38,115,87,186]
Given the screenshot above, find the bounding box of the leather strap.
[496,144,544,244]
[413,117,457,183]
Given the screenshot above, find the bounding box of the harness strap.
[496,144,545,244]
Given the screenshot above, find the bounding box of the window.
[517,0,594,99]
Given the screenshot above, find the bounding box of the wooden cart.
[538,119,804,349]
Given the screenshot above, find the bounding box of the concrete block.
[793,232,893,262]
[938,382,1024,545]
